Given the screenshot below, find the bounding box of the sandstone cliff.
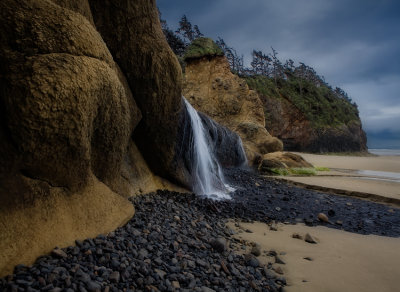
[0,0,247,276]
[0,0,140,276]
[183,38,283,164]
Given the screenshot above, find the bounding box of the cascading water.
[183,98,237,200]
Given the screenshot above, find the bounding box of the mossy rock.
[184,37,224,61]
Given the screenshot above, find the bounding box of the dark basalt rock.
[199,111,247,168]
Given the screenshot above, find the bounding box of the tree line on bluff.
[160,13,358,110]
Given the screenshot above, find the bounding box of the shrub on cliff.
[245,75,360,128]
[183,37,224,61]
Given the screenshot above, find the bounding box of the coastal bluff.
[245,76,368,153]
[262,95,367,152]
[182,38,311,171]
[183,38,283,165]
[0,0,246,276]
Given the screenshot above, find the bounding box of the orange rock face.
[184,56,283,164]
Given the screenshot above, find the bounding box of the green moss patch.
[184,37,224,61]
[269,168,290,176]
[268,167,317,176]
[315,166,330,171]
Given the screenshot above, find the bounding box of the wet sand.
[295,152,400,173]
[284,176,400,201]
[281,153,400,201]
[228,221,400,292]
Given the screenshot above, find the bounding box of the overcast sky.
[158,0,400,148]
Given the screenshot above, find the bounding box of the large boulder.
[258,152,313,174]
[183,40,283,164]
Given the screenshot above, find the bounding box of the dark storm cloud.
[158,0,400,143]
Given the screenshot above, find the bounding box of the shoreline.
[294,152,400,173]
[273,177,400,207]
[274,152,400,205]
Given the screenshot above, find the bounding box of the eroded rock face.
[263,95,367,153]
[0,0,143,188]
[0,0,189,276]
[89,0,183,180]
[0,0,141,276]
[183,56,283,164]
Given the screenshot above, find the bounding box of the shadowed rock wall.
[89,0,183,180]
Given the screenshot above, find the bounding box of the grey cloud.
[158,0,400,146]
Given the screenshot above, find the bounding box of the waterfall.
[183,98,235,200]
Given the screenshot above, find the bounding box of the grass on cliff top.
[184,37,224,61]
[245,75,360,128]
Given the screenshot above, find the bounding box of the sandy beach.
[279,153,400,203]
[295,152,400,173]
[228,221,400,292]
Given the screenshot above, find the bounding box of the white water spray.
[183,98,234,200]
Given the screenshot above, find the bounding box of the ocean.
[369,149,400,156]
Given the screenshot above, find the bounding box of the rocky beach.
[1,168,399,292]
[1,1,399,291]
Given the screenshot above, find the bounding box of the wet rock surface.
[1,169,399,291]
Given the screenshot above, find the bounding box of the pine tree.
[250,50,271,76]
[175,15,204,45]
[216,38,244,75]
